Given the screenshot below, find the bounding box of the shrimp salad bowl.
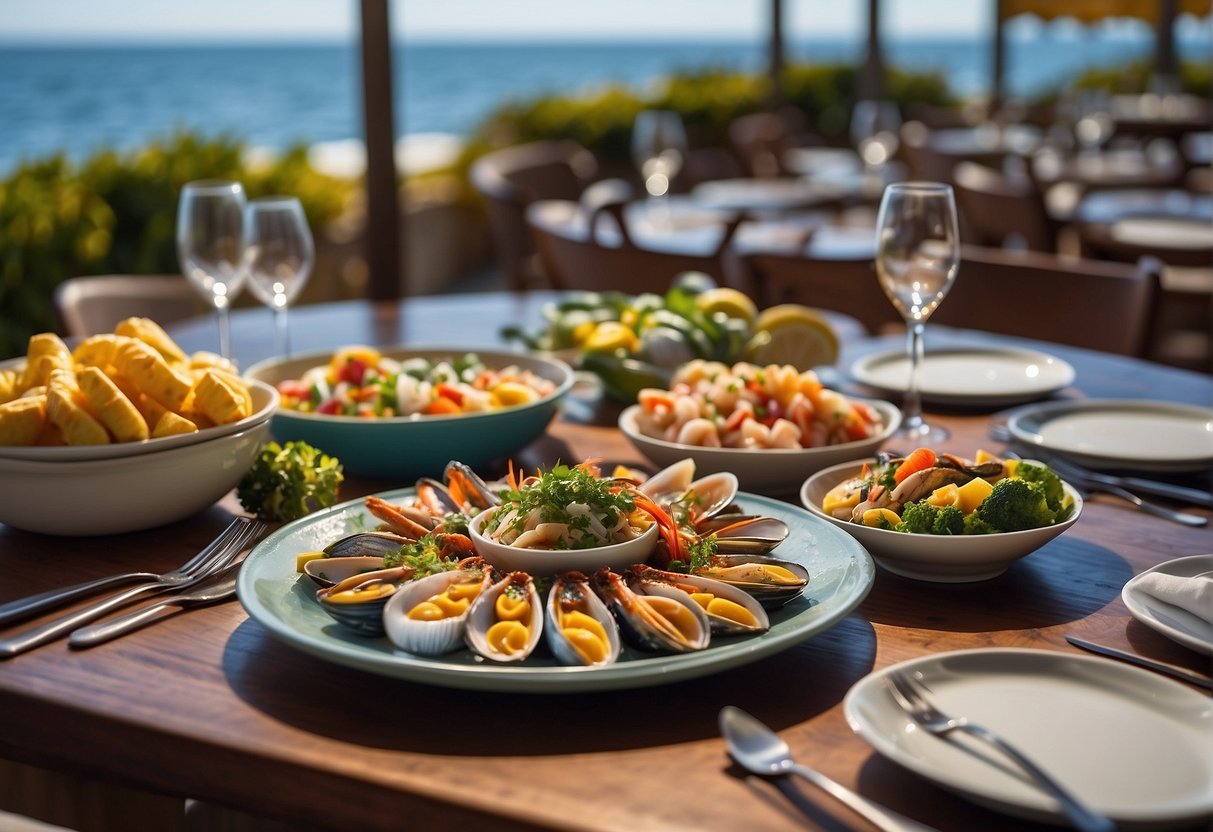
[800,448,1082,583]
[245,346,574,479]
[619,359,900,495]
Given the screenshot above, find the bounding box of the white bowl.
[799,460,1084,583]
[0,376,279,462]
[0,418,273,536]
[468,507,658,577]
[245,347,574,480]
[619,398,901,496]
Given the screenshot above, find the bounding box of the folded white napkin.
[1133,572,1213,625]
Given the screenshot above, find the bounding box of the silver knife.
[1065,636,1213,690]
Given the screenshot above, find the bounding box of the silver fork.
[886,671,1115,832]
[0,516,254,627]
[0,518,265,659]
[68,560,244,648]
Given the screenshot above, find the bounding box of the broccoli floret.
[895,501,938,534]
[932,505,965,535]
[963,513,1000,535]
[1014,461,1065,512]
[237,441,344,521]
[970,478,1055,532]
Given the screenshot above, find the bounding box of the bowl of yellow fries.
[0,319,277,534]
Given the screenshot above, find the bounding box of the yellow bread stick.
[0,368,22,404]
[150,409,198,438]
[46,369,110,445]
[0,395,48,445]
[113,339,192,411]
[125,387,199,438]
[22,333,73,389]
[77,366,149,442]
[115,317,187,364]
[191,369,252,425]
[187,350,238,374]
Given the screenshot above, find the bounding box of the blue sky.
[2,1,1202,43]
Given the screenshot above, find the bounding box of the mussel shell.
[544,571,621,667]
[464,571,543,662]
[444,461,502,511]
[628,565,769,636]
[593,568,710,653]
[304,555,388,588]
[693,555,810,609]
[383,568,487,656]
[639,460,739,524]
[323,531,412,559]
[315,566,411,636]
[699,516,790,555]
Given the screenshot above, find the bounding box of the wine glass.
[874,182,960,444]
[176,180,248,360]
[632,110,687,225]
[850,100,902,179]
[243,196,315,357]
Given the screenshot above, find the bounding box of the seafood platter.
[237,459,876,692]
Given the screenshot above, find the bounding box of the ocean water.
[0,33,1208,174]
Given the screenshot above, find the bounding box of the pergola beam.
[359,0,403,300]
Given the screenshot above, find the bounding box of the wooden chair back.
[952,160,1059,252]
[54,275,205,338]
[527,199,743,294]
[932,246,1161,357]
[470,141,599,290]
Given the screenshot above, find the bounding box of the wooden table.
[2,292,1211,832]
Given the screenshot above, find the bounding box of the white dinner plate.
[237,489,875,693]
[1112,217,1213,250]
[1122,554,1213,656]
[849,347,1075,407]
[845,649,1213,828]
[1005,399,1213,472]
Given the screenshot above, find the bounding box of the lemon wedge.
[744,304,839,369]
[695,287,760,326]
[583,321,639,354]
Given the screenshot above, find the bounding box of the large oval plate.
[236,489,875,692]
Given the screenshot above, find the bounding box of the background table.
[1,293,1210,832]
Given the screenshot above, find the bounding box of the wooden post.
[863,0,883,101]
[992,0,1006,110]
[359,0,403,300]
[768,0,784,110]
[1155,0,1178,82]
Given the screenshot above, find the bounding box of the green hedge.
[0,132,354,359]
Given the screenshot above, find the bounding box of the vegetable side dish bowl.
[799,451,1083,583]
[245,347,574,479]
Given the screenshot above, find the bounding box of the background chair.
[470,140,600,290]
[54,274,205,338]
[527,198,743,294]
[740,245,903,336]
[932,246,1161,357]
[952,160,1060,252]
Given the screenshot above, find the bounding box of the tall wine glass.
[244,196,314,357]
[632,110,686,225]
[875,182,959,444]
[176,180,247,360]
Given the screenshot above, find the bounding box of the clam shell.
[592,568,710,653]
[693,555,810,609]
[628,565,769,635]
[639,460,738,524]
[544,571,621,667]
[323,530,413,558]
[383,568,488,656]
[304,555,387,588]
[464,571,543,662]
[315,566,411,636]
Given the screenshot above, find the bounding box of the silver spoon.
[718,706,941,832]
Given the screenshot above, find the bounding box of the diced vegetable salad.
[275,348,556,418]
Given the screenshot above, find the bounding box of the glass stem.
[274,306,289,357]
[216,306,232,361]
[904,320,927,437]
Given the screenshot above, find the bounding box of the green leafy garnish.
[487,464,637,550]
[383,532,463,575]
[237,441,344,522]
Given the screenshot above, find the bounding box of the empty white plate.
[845,648,1213,828]
[849,346,1075,407]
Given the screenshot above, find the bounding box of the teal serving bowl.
[244,347,574,480]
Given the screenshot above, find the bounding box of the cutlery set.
[986,422,1209,527]
[0,516,265,657]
